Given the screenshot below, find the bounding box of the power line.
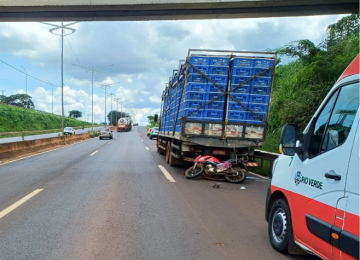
[66,36,83,68]
[0,59,59,87]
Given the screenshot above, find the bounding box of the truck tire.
[166,141,171,164]
[268,199,292,253]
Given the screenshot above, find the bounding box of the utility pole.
[72,64,114,130]
[99,82,120,125]
[114,97,120,126]
[20,66,27,94]
[41,22,78,136]
[0,90,5,103]
[108,92,116,126]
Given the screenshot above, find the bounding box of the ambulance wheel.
[268,199,292,253]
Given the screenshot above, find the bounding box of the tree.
[147,115,159,128]
[69,110,82,118]
[107,110,129,126]
[6,94,34,109]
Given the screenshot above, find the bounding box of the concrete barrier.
[0,133,90,160]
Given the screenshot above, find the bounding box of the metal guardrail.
[249,150,279,177]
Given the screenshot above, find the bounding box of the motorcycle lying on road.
[184,155,247,183]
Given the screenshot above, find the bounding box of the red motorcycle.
[184,155,247,183]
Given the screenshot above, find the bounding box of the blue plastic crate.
[175,126,181,132]
[252,77,272,87]
[249,94,269,104]
[207,92,226,102]
[232,67,254,76]
[229,101,248,111]
[164,126,169,131]
[232,57,254,67]
[250,86,271,95]
[206,101,225,110]
[185,91,207,101]
[186,83,208,92]
[254,68,273,77]
[230,84,251,94]
[188,65,208,74]
[231,75,253,86]
[247,112,266,122]
[229,93,249,103]
[170,101,175,109]
[208,66,229,75]
[228,111,247,122]
[208,84,226,93]
[208,75,228,84]
[209,57,230,66]
[187,73,208,84]
[254,58,275,68]
[248,103,268,113]
[203,110,224,121]
[183,109,203,120]
[189,56,210,65]
[184,101,206,109]
[170,114,174,121]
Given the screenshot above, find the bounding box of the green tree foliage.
[263,14,359,153]
[147,115,159,128]
[68,110,82,118]
[5,94,35,109]
[107,110,129,126]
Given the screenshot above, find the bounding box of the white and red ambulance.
[265,55,359,260]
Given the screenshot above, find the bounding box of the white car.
[64,127,76,135]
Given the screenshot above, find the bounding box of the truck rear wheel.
[165,141,171,164]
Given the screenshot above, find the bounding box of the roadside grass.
[0,103,97,138]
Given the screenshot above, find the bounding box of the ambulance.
[265,55,359,260]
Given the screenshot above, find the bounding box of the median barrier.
[0,133,90,160]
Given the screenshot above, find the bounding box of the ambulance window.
[310,90,338,157]
[320,82,359,152]
[310,82,359,157]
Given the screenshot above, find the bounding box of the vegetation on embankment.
[261,14,359,154]
[0,103,93,137]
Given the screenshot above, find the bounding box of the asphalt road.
[0,127,317,260]
[0,127,102,144]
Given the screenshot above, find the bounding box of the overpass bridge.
[0,0,358,22]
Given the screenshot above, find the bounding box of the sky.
[0,14,347,126]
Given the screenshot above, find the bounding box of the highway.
[0,127,317,260]
[0,127,102,144]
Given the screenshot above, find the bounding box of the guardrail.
[249,150,279,177]
[0,126,100,136]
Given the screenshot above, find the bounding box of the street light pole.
[108,92,116,126]
[20,66,27,94]
[99,82,120,125]
[41,22,77,136]
[114,97,120,126]
[72,64,114,130]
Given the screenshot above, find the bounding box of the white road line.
[90,150,99,156]
[158,165,176,183]
[0,189,43,220]
[108,142,112,144]
[141,140,143,142]
[145,147,150,150]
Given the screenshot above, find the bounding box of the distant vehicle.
[147,128,152,136]
[64,127,75,135]
[99,129,113,140]
[117,117,132,132]
[133,123,138,126]
[150,127,158,139]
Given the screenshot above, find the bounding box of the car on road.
[99,129,113,140]
[149,127,158,139]
[147,128,152,136]
[133,123,138,126]
[64,127,75,135]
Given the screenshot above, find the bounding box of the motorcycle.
[184,155,247,183]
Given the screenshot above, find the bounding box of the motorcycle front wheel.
[224,169,247,183]
[184,165,204,179]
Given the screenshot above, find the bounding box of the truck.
[265,55,359,259]
[117,117,132,132]
[157,49,276,172]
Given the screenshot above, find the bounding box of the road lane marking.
[158,165,176,183]
[145,147,150,150]
[141,140,143,142]
[0,189,43,220]
[108,142,112,144]
[90,150,99,156]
